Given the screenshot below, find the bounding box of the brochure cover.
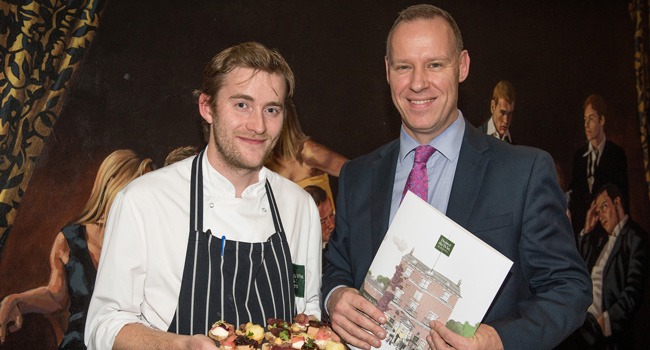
[359,192,513,350]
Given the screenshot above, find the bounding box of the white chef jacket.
[85,154,322,349]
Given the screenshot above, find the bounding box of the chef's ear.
[199,93,214,124]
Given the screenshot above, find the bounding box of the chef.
[85,42,322,350]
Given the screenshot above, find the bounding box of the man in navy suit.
[322,4,592,350]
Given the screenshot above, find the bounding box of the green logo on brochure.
[435,235,455,257]
[293,264,305,297]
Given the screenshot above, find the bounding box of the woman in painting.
[265,100,348,206]
[0,149,155,349]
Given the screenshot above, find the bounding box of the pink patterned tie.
[402,145,436,202]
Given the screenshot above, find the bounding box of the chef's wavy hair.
[194,42,295,142]
[75,149,155,225]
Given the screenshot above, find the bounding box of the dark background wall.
[1,1,649,349]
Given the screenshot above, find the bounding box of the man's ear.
[599,115,606,127]
[490,99,496,114]
[458,50,470,83]
[198,93,214,124]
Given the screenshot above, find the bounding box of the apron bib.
[168,151,295,335]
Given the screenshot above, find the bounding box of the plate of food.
[209,314,346,350]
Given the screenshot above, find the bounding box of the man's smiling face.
[385,17,469,144]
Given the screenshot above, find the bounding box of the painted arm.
[0,232,69,343]
[301,139,348,177]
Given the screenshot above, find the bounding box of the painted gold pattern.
[0,0,102,252]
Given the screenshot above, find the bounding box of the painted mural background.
[1,1,649,349]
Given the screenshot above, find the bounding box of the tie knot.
[414,145,436,164]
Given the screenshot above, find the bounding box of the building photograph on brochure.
[360,193,512,350]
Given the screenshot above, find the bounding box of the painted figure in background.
[560,183,649,349]
[0,149,154,349]
[304,185,335,270]
[164,145,200,166]
[265,99,348,207]
[477,80,516,144]
[569,94,629,235]
[303,185,335,245]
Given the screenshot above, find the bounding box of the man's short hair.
[194,42,295,142]
[385,4,464,63]
[492,80,516,105]
[583,94,607,118]
[594,183,625,212]
[304,185,328,206]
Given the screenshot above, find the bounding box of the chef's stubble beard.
[211,116,278,173]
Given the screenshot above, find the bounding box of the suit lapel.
[603,220,628,278]
[594,141,609,177]
[370,140,399,255]
[447,122,489,228]
[370,122,490,240]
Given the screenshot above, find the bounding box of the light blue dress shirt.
[325,112,465,314]
[389,113,465,223]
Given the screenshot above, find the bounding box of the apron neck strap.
[265,180,284,235]
[189,150,205,233]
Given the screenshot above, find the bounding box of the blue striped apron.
[168,151,295,335]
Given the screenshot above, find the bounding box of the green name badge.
[293,264,305,298]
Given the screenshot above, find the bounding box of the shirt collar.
[203,153,268,199]
[399,111,465,165]
[583,136,606,157]
[611,214,628,238]
[485,116,512,142]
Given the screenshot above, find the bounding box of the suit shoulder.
[343,139,399,171]
[626,220,649,240]
[605,140,627,155]
[463,124,551,169]
[485,135,550,161]
[476,119,489,132]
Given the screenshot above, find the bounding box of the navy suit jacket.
[323,120,592,349]
[578,219,649,348]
